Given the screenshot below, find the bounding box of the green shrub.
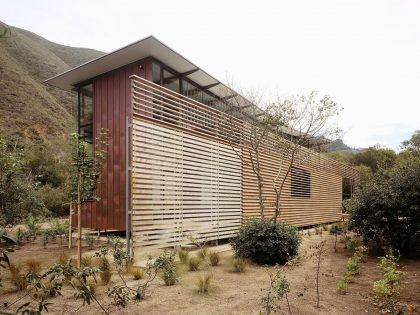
[208,251,220,266]
[232,257,246,273]
[178,249,189,264]
[231,219,301,265]
[25,213,43,236]
[373,251,404,314]
[84,233,95,250]
[188,257,201,271]
[99,257,112,285]
[197,274,212,294]
[154,251,178,286]
[336,278,348,294]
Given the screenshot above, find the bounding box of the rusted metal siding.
[77,60,151,230]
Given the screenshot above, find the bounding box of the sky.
[1,0,419,150]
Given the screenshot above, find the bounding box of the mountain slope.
[0,22,104,140]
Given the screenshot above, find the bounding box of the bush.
[9,263,27,291]
[348,158,420,253]
[231,219,301,265]
[178,249,189,264]
[197,274,212,294]
[208,251,220,266]
[154,251,178,286]
[188,257,201,271]
[99,257,112,285]
[232,257,246,273]
[130,266,144,280]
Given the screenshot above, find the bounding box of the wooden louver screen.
[131,119,242,248]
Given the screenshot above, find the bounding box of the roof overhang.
[45,36,264,115]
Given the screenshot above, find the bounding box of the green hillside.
[0,21,104,140]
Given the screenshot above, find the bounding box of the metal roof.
[45,35,263,115]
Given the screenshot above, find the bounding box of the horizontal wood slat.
[131,119,242,249]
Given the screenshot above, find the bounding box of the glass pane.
[163,69,180,93]
[152,62,161,84]
[79,84,93,143]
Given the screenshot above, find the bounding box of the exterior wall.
[242,148,359,226]
[78,60,152,230]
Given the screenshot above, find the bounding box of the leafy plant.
[25,213,43,237]
[373,250,404,314]
[196,274,212,294]
[231,219,301,265]
[188,257,201,271]
[154,251,178,286]
[260,265,292,315]
[232,257,247,273]
[311,240,327,308]
[99,257,112,285]
[208,251,220,266]
[336,278,349,294]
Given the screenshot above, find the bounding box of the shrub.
[84,233,95,250]
[208,251,220,266]
[130,266,144,280]
[81,255,93,267]
[9,263,27,291]
[154,251,178,286]
[197,274,212,294]
[231,219,301,265]
[188,257,201,271]
[25,213,43,236]
[330,224,344,252]
[99,257,112,285]
[336,278,348,294]
[373,251,404,314]
[198,247,208,259]
[348,158,420,253]
[25,259,42,274]
[178,249,189,264]
[232,257,246,273]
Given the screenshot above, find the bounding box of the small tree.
[69,130,108,267]
[223,89,341,221]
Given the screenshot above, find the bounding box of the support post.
[77,173,82,268]
[68,201,72,248]
[125,115,132,256]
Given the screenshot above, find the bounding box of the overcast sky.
[1,0,419,149]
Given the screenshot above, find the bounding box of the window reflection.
[79,84,93,144]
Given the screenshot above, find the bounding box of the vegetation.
[329,223,344,252]
[131,266,144,280]
[187,256,201,271]
[154,251,178,286]
[260,265,292,315]
[311,240,327,308]
[196,274,212,294]
[348,156,420,252]
[232,257,247,273]
[208,251,220,266]
[178,249,189,264]
[231,219,301,265]
[373,250,404,314]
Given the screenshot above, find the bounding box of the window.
[162,69,180,93]
[291,167,311,198]
[342,178,354,200]
[78,83,93,144]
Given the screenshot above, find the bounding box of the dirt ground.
[1,231,419,314]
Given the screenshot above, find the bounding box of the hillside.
[0,21,104,141]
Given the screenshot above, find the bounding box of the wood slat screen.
[131,119,242,248]
[129,75,359,249]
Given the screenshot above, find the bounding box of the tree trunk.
[77,174,82,268]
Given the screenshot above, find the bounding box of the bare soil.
[1,232,419,314]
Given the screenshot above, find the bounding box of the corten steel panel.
[74,60,152,231]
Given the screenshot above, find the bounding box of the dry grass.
[130,266,144,280]
[188,257,201,271]
[232,258,247,273]
[208,251,220,266]
[196,274,212,294]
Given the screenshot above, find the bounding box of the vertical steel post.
[125,115,132,256]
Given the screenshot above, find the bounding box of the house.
[45,36,358,251]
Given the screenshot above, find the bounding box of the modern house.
[45,36,358,250]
